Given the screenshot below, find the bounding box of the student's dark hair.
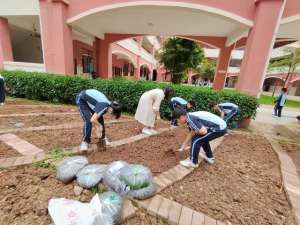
[111,101,122,119]
[188,100,195,108]
[173,107,187,119]
[297,115,300,122]
[209,100,217,108]
[282,87,288,93]
[164,87,174,100]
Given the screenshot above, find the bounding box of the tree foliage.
[269,47,300,85]
[196,58,217,80]
[159,37,204,84]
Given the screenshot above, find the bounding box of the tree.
[269,47,300,89]
[159,37,204,84]
[196,58,216,81]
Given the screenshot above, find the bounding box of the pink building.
[1,0,300,96]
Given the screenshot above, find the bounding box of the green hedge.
[1,70,259,120]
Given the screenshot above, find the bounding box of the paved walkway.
[254,104,299,125]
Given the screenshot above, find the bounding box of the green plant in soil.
[90,185,108,194]
[33,148,75,169]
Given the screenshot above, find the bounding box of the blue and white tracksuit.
[169,97,188,126]
[0,75,5,103]
[217,103,240,123]
[76,89,111,143]
[187,111,227,164]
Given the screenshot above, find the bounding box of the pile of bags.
[52,157,157,224]
[49,191,123,225]
[56,156,156,199]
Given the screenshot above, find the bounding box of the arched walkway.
[112,51,136,77]
[263,77,285,93]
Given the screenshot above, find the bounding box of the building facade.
[1,0,300,96]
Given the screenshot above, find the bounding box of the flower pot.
[238,117,251,129]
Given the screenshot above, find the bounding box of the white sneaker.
[102,137,111,146]
[0,103,4,106]
[80,141,88,151]
[149,129,158,135]
[204,156,215,164]
[199,152,215,164]
[142,128,153,135]
[180,158,198,168]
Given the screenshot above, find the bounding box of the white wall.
[3,61,45,72]
[0,0,39,16]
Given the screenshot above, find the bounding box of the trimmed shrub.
[1,70,259,120]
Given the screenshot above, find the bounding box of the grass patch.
[259,95,300,108]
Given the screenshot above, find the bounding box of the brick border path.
[0,119,135,134]
[265,136,300,225]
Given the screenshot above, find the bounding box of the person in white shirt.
[135,87,174,135]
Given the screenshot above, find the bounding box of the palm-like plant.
[269,47,300,87]
[159,38,204,84]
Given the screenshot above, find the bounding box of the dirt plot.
[122,209,169,225]
[162,133,296,225]
[0,166,93,225]
[88,128,189,175]
[15,121,169,152]
[0,114,82,130]
[0,142,21,159]
[280,141,300,176]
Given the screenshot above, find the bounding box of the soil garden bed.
[0,166,93,225]
[0,142,21,159]
[15,120,169,152]
[88,128,189,175]
[161,133,296,225]
[0,114,82,130]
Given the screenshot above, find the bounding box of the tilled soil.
[0,142,21,159]
[122,210,169,225]
[0,166,93,225]
[15,121,169,152]
[0,114,82,130]
[88,128,190,174]
[280,141,300,176]
[161,133,296,225]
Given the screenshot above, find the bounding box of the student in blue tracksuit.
[169,97,195,126]
[174,108,227,168]
[274,88,288,117]
[76,89,122,151]
[210,101,240,124]
[0,74,6,106]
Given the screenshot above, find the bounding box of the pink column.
[0,17,13,69]
[236,0,285,96]
[212,45,234,90]
[135,37,143,80]
[39,0,74,75]
[95,38,112,78]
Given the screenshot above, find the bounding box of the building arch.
[111,50,137,68]
[67,1,254,26]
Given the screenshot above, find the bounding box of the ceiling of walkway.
[69,5,250,40]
